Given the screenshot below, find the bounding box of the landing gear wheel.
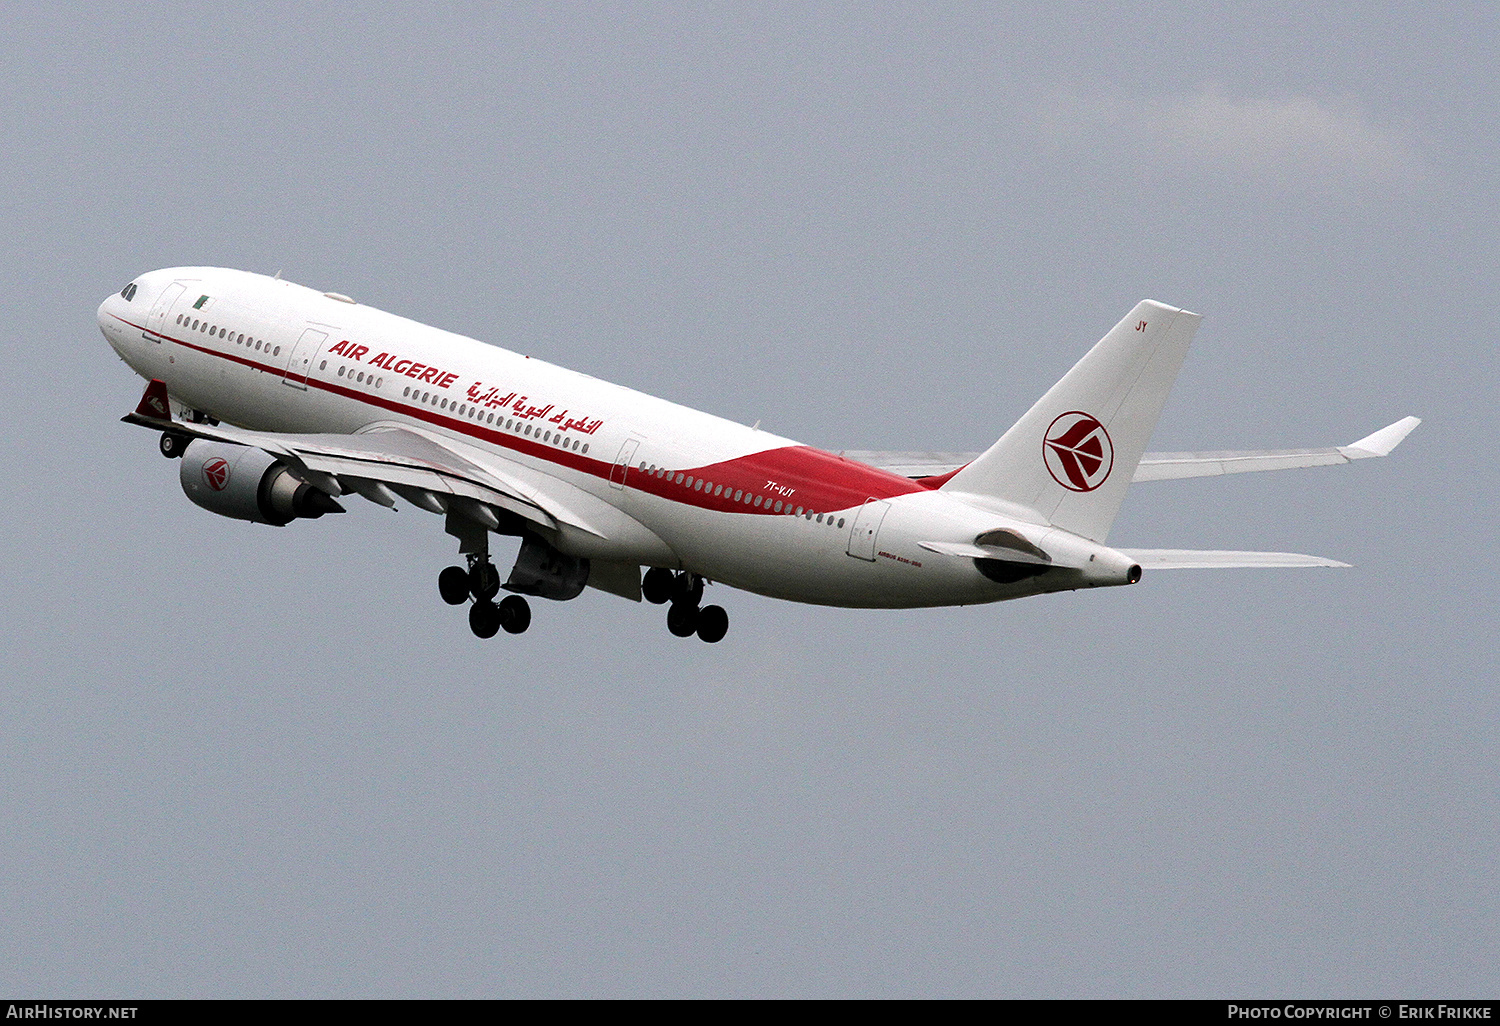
[499,595,531,634]
[468,561,501,601]
[642,567,674,605]
[695,605,728,643]
[469,600,501,638]
[438,566,470,605]
[159,432,187,459]
[667,602,699,638]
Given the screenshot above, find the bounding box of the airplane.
[97,268,1419,642]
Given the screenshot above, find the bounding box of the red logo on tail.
[1043,412,1113,492]
[202,457,231,491]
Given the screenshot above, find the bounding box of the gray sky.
[1,1,1494,997]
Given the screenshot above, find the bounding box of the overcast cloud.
[1036,84,1426,187]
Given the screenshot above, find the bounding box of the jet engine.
[178,439,344,526]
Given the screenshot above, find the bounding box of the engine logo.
[202,457,231,491]
[1043,411,1113,492]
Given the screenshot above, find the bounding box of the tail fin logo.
[1043,412,1114,492]
[202,457,231,491]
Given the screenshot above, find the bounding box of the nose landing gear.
[158,431,189,459]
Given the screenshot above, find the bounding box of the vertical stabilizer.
[942,301,1201,541]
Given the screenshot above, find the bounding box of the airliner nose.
[98,285,131,354]
[98,292,123,342]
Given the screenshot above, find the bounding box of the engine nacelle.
[179,439,344,526]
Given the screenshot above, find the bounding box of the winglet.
[132,379,173,421]
[1340,416,1420,459]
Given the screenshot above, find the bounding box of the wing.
[1131,416,1421,482]
[838,450,980,478]
[842,416,1421,482]
[124,379,608,539]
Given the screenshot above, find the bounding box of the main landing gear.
[440,556,530,638]
[642,568,728,643]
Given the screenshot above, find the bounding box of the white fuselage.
[99,267,1130,608]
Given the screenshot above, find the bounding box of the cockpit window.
[120,282,138,302]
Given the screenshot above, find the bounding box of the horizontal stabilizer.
[1120,549,1350,569]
